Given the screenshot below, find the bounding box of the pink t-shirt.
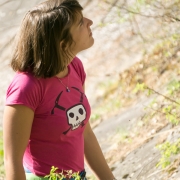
[6,57,91,176]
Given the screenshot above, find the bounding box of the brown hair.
[11,0,83,78]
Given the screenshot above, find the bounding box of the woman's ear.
[60,41,74,59]
[60,41,65,50]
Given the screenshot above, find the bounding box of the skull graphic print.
[51,87,87,135]
[67,104,86,130]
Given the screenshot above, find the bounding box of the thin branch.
[146,87,180,106]
[118,6,166,18]
[136,154,160,179]
[132,15,147,43]
[149,125,180,139]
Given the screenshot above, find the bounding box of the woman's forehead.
[73,11,83,24]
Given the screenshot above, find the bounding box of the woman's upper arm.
[3,105,34,162]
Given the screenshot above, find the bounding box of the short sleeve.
[71,56,86,85]
[6,73,42,112]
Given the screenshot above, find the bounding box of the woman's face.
[70,12,94,55]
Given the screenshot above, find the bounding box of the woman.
[3,0,116,180]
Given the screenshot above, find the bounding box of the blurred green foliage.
[156,140,180,169]
[0,130,4,178]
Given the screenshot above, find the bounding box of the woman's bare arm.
[83,84,115,179]
[84,122,115,179]
[3,105,34,180]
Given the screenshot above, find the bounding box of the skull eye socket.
[79,108,84,115]
[69,112,74,118]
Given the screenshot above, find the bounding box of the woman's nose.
[86,18,93,26]
[89,19,93,26]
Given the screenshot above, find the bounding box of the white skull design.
[67,104,86,130]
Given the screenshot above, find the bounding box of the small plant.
[163,107,179,125]
[134,82,180,125]
[167,80,180,95]
[45,166,81,180]
[156,139,180,169]
[0,130,4,179]
[133,82,180,170]
[133,82,146,93]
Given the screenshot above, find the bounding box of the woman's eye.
[80,19,84,26]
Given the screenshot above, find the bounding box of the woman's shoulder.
[71,56,83,66]
[14,71,38,80]
[71,56,85,71]
[6,72,43,111]
[9,72,41,91]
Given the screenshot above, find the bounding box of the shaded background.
[1,0,180,179]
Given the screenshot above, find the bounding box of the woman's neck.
[56,66,68,78]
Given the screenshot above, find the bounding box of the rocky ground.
[1,0,180,179]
